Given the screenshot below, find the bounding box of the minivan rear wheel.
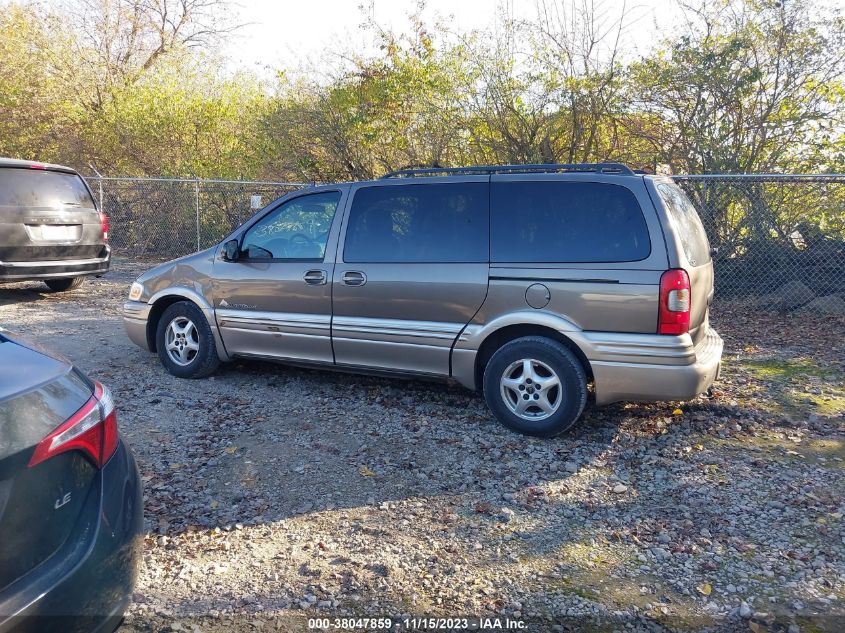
[483,336,587,437]
[44,277,84,292]
[156,301,220,378]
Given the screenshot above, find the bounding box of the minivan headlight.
[128,282,144,302]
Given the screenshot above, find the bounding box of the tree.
[0,4,76,160]
[56,0,240,111]
[261,10,478,181]
[628,0,845,174]
[89,54,269,178]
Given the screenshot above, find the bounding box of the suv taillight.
[99,211,109,241]
[28,382,119,468]
[658,269,691,335]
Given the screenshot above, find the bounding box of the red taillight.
[99,211,109,241]
[28,382,119,468]
[658,269,691,335]
[29,163,47,169]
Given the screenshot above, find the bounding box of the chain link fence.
[675,175,845,299]
[84,177,304,258]
[85,174,845,301]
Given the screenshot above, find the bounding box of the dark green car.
[0,328,142,632]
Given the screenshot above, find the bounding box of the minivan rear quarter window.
[656,182,711,267]
[344,182,489,263]
[491,181,650,263]
[0,168,95,208]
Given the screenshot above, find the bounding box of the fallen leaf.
[673,408,684,415]
[359,465,376,477]
[474,501,494,514]
[224,446,238,454]
[696,583,712,596]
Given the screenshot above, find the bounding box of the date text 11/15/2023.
[307,617,528,630]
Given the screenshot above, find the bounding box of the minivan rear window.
[0,169,95,208]
[656,182,711,267]
[491,181,650,263]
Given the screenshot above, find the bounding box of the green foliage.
[261,14,479,181]
[628,0,845,174]
[0,4,80,160]
[90,55,269,178]
[1,0,843,185]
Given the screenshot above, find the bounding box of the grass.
[743,358,829,379]
[738,357,845,417]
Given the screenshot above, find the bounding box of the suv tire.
[44,277,84,292]
[156,301,220,378]
[483,336,587,437]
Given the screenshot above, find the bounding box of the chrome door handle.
[303,269,327,285]
[341,271,367,286]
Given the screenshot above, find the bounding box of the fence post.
[88,164,104,211]
[194,179,201,252]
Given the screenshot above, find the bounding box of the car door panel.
[213,266,334,363]
[332,263,489,375]
[212,188,345,364]
[331,179,490,377]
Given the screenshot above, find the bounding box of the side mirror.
[222,239,240,262]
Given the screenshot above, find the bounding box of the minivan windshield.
[656,182,711,267]
[0,168,95,208]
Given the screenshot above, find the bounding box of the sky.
[222,0,684,75]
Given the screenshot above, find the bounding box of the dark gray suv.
[0,158,110,291]
[124,163,723,437]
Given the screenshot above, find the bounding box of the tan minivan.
[123,163,722,436]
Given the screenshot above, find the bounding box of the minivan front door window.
[241,191,340,260]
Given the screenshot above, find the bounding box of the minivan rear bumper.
[0,249,110,281]
[590,327,723,405]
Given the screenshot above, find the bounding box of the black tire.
[155,301,220,378]
[483,336,588,438]
[44,276,84,292]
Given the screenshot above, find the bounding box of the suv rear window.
[0,169,95,208]
[656,182,711,266]
[344,183,488,263]
[491,181,650,263]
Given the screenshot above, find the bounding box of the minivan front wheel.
[44,276,84,292]
[156,301,219,378]
[483,336,587,437]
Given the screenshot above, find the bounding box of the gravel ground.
[1,259,843,633]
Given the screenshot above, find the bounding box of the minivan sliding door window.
[343,183,489,263]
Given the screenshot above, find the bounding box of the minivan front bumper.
[590,327,724,405]
[123,300,152,351]
[0,249,111,281]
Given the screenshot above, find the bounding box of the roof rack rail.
[381,162,635,178]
